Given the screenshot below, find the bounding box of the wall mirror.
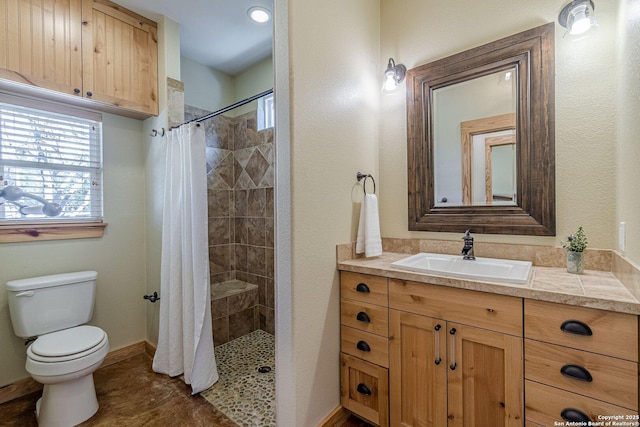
[407,23,555,235]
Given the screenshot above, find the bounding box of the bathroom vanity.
[338,249,640,427]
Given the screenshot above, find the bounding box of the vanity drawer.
[524,300,638,361]
[341,272,388,306]
[341,299,389,337]
[341,325,389,368]
[525,380,637,426]
[389,279,522,336]
[525,339,638,410]
[340,353,389,427]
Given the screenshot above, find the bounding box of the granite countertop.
[338,252,640,315]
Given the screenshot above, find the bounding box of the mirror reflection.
[433,68,517,207]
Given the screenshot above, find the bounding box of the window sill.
[0,222,107,243]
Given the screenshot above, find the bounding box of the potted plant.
[562,226,588,274]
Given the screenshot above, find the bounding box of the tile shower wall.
[185,105,275,336]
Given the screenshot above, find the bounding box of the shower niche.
[184,101,275,345]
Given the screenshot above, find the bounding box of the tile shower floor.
[203,329,276,427]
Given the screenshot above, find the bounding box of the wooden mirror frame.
[407,23,555,235]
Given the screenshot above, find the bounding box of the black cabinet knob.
[560,364,593,382]
[355,283,370,293]
[356,340,371,352]
[560,320,593,336]
[86,91,93,97]
[356,311,371,323]
[561,408,591,422]
[74,88,80,94]
[356,383,371,396]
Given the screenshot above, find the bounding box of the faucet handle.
[463,229,472,239]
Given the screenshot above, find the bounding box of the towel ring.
[356,172,376,195]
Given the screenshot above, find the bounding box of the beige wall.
[181,55,273,117]
[616,0,640,264]
[380,0,619,249]
[143,16,181,347]
[288,0,380,423]
[180,55,235,113]
[0,113,147,386]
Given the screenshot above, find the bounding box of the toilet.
[7,271,109,427]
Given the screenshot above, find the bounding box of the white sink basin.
[390,253,532,284]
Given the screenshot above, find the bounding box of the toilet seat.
[29,325,106,362]
[26,326,109,378]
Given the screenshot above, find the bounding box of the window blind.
[0,101,103,222]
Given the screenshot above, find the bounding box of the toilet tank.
[6,271,98,338]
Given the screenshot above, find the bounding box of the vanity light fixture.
[558,0,597,36]
[248,6,271,23]
[382,58,406,94]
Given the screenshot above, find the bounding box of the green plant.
[562,226,588,252]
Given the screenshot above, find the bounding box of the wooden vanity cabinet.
[340,272,390,427]
[388,279,524,427]
[524,300,639,425]
[0,0,158,117]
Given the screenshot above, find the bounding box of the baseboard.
[317,405,351,427]
[144,340,157,358]
[0,341,148,405]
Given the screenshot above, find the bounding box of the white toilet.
[7,271,109,427]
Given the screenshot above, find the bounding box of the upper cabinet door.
[81,0,158,115]
[0,0,83,95]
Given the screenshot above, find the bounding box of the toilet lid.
[31,325,106,358]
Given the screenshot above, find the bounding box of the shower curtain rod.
[170,88,274,131]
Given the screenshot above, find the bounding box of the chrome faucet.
[461,229,475,260]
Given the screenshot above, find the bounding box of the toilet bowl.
[6,271,109,427]
[26,325,109,427]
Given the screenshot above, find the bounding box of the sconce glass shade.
[382,58,406,94]
[559,0,596,35]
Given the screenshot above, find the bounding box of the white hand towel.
[356,193,383,257]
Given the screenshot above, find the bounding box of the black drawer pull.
[356,383,372,396]
[356,311,371,323]
[561,408,591,422]
[560,320,593,336]
[86,91,93,97]
[356,340,371,352]
[560,364,593,382]
[355,283,370,293]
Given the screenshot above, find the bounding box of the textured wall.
[0,114,147,386]
[616,0,640,264]
[380,0,619,249]
[288,0,381,424]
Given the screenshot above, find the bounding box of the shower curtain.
[153,123,218,394]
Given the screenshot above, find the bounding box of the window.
[0,95,105,242]
[257,92,275,131]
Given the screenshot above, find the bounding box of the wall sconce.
[559,0,597,36]
[382,58,406,94]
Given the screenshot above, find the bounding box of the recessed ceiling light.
[248,6,271,23]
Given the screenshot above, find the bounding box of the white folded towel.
[356,193,383,257]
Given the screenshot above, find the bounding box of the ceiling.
[113,0,273,76]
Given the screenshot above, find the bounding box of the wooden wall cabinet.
[0,0,158,117]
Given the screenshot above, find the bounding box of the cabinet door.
[81,0,158,115]
[447,323,523,427]
[389,310,447,427]
[0,0,83,95]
